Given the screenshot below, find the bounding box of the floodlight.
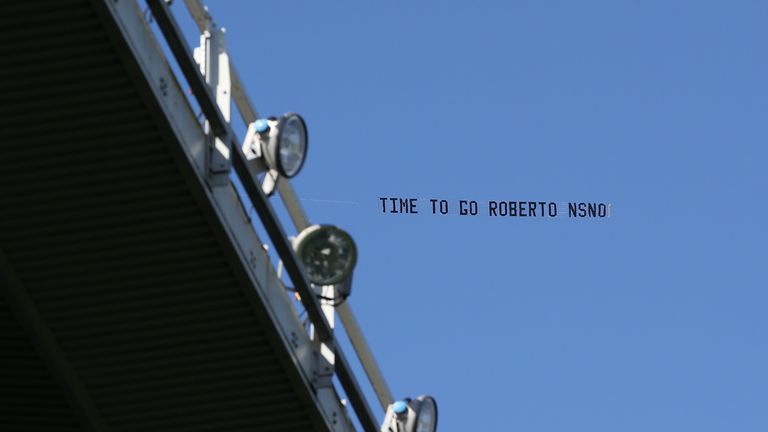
[381,396,439,432]
[242,113,308,179]
[294,224,357,286]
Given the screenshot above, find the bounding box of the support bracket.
[193,13,232,186]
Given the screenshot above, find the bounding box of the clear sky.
[179,1,767,431]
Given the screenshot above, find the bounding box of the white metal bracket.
[241,121,279,196]
[193,12,231,186]
[311,284,336,388]
[311,284,344,429]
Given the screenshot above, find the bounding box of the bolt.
[159,77,168,96]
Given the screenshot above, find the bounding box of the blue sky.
[180,1,767,430]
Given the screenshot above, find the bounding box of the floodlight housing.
[294,224,357,286]
[242,113,308,179]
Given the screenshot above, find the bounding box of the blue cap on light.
[392,400,408,415]
[253,119,270,133]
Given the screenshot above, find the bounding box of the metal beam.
[336,347,379,432]
[338,302,394,410]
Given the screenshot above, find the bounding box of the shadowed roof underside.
[0,1,327,430]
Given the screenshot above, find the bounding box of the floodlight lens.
[277,113,307,178]
[296,225,357,286]
[415,396,437,432]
